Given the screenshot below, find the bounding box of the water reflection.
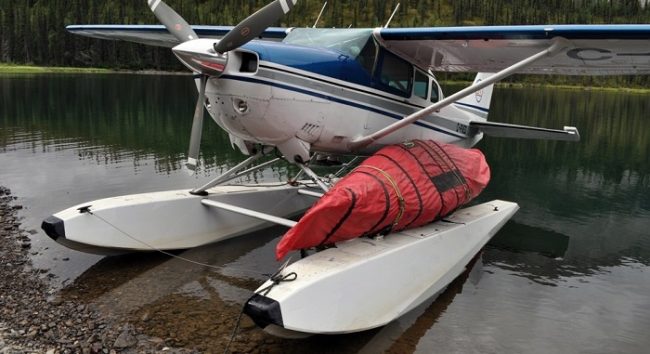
[1,74,242,172]
[475,87,650,276]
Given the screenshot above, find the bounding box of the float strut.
[299,164,330,192]
[191,152,264,195]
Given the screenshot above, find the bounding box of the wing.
[66,25,289,48]
[379,25,650,75]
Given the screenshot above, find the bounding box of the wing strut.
[349,38,572,151]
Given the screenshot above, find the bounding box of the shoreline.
[0,186,194,353]
[2,64,650,93]
[0,64,188,76]
[0,186,358,353]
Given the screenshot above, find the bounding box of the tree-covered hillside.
[1,0,648,83]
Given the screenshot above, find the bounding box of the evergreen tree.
[0,0,648,86]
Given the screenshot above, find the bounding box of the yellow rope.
[354,165,406,227]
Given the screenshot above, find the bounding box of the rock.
[239,316,257,330]
[113,328,137,349]
[50,297,64,306]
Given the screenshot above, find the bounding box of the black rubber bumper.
[41,216,65,241]
[243,294,284,329]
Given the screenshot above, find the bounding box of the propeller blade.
[186,75,208,171]
[147,0,198,42]
[214,0,297,53]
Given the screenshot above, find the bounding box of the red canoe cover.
[276,140,490,260]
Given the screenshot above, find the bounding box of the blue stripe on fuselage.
[242,41,374,90]
[454,102,489,113]
[220,73,464,139]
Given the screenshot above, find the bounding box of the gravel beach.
[0,185,283,354]
[0,186,189,353]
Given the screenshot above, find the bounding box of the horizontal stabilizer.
[470,121,580,141]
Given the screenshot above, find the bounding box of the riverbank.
[2,64,650,94]
[0,186,198,353]
[0,64,113,75]
[0,185,370,353]
[0,64,187,76]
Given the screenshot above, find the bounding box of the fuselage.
[175,28,488,158]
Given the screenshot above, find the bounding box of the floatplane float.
[41,0,650,337]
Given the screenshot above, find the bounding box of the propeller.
[147,0,198,42]
[147,0,298,170]
[214,0,298,53]
[186,75,208,171]
[147,0,205,170]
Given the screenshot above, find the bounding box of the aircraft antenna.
[384,3,401,28]
[313,1,328,28]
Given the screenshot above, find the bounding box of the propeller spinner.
[147,0,298,171]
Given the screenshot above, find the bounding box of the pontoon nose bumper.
[243,294,284,329]
[41,216,65,241]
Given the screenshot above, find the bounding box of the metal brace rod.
[299,164,330,192]
[334,156,362,177]
[384,3,401,28]
[227,157,281,182]
[313,1,328,28]
[349,38,571,150]
[201,199,297,228]
[297,189,324,198]
[191,152,264,194]
[290,153,318,182]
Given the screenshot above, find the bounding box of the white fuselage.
[203,61,485,156]
[172,34,489,159]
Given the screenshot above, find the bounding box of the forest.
[1,0,649,85]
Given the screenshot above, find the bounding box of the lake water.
[1,74,649,353]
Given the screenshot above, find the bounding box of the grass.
[0,64,114,74]
[442,79,650,94]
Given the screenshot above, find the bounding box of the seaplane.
[41,0,650,337]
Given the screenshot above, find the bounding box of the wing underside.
[68,24,650,75]
[379,25,650,75]
[66,25,289,48]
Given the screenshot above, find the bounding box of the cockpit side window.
[430,79,440,103]
[376,50,413,97]
[413,70,429,100]
[355,39,377,76]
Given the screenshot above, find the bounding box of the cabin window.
[430,79,440,103]
[413,70,429,100]
[376,50,413,97]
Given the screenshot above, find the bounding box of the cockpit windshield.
[283,28,374,59]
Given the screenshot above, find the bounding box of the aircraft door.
[411,69,430,106]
